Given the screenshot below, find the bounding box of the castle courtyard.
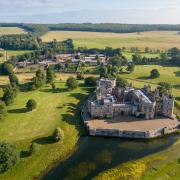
[86,116,180,131]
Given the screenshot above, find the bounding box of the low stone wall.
[86,124,180,139]
[81,101,180,139]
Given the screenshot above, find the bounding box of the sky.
[0,0,180,24]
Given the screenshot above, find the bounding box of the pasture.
[41,30,180,50]
[0,27,26,36]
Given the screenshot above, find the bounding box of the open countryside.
[0,27,26,36]
[0,21,179,180]
[42,30,180,50]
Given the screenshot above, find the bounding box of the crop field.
[0,27,26,36]
[41,30,180,50]
[0,80,91,179]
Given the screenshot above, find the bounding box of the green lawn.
[0,81,91,179]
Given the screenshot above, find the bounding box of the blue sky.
[0,0,180,24]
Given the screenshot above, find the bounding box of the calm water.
[43,134,179,180]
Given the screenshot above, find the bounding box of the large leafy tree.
[46,67,55,84]
[0,142,20,173]
[150,69,160,79]
[9,73,19,86]
[0,101,7,121]
[31,69,46,89]
[2,84,17,105]
[26,99,37,111]
[66,76,78,90]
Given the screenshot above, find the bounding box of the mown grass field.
[0,80,91,179]
[41,30,180,50]
[0,27,26,36]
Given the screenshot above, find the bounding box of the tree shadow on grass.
[8,108,29,114]
[32,136,54,145]
[137,76,151,80]
[20,150,30,158]
[39,87,68,93]
[174,71,180,77]
[19,82,32,92]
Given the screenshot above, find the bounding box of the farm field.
[0,27,26,36]
[0,80,90,179]
[41,30,180,50]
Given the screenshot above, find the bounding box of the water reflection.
[44,134,179,180]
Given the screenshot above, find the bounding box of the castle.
[88,78,175,119]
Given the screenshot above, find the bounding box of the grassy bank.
[94,134,180,180]
[0,81,91,179]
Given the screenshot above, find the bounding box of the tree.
[1,63,14,75]
[9,73,19,86]
[2,84,17,105]
[76,72,84,80]
[158,82,172,95]
[126,63,135,73]
[84,77,97,86]
[109,56,122,66]
[160,52,168,62]
[52,128,64,142]
[132,54,142,64]
[0,142,19,173]
[31,69,46,89]
[66,76,78,90]
[150,69,160,79]
[46,67,55,84]
[100,66,108,78]
[116,77,128,88]
[0,101,7,121]
[26,99,37,111]
[145,47,150,53]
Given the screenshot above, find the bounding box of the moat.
[44,134,180,180]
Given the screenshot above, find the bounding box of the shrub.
[0,142,19,173]
[26,99,37,111]
[84,77,97,86]
[29,143,39,155]
[66,76,78,90]
[52,128,64,142]
[150,69,160,79]
[0,101,7,121]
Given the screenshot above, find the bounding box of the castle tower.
[162,94,175,118]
